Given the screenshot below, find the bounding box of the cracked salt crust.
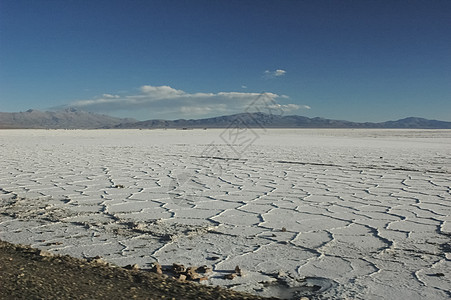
[0,129,450,299]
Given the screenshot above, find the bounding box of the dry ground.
[0,240,275,300]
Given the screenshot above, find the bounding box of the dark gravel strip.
[0,240,277,300]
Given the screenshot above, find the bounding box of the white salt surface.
[0,129,450,299]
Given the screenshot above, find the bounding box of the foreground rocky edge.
[0,240,276,300]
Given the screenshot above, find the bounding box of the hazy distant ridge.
[1,110,450,129]
[113,113,451,129]
[0,108,136,129]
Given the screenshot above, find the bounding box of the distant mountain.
[1,110,450,129]
[112,113,451,129]
[379,117,451,129]
[0,108,136,129]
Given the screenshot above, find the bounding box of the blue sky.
[1,0,450,122]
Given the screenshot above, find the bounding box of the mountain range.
[0,108,136,129]
[1,109,450,129]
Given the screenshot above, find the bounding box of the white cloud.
[64,84,304,120]
[274,69,286,76]
[267,103,310,112]
[140,85,184,98]
[102,94,120,99]
[264,69,287,78]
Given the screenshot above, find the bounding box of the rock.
[151,263,163,275]
[92,258,108,266]
[38,249,53,257]
[133,223,146,231]
[186,267,201,280]
[187,272,201,280]
[235,266,244,276]
[197,265,212,273]
[124,264,139,270]
[206,256,220,261]
[224,273,237,280]
[277,270,286,278]
[172,263,185,274]
[177,274,187,281]
[198,276,208,282]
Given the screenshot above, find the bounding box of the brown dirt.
[0,240,277,300]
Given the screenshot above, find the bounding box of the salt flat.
[0,129,450,299]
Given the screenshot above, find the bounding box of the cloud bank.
[63,85,309,120]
